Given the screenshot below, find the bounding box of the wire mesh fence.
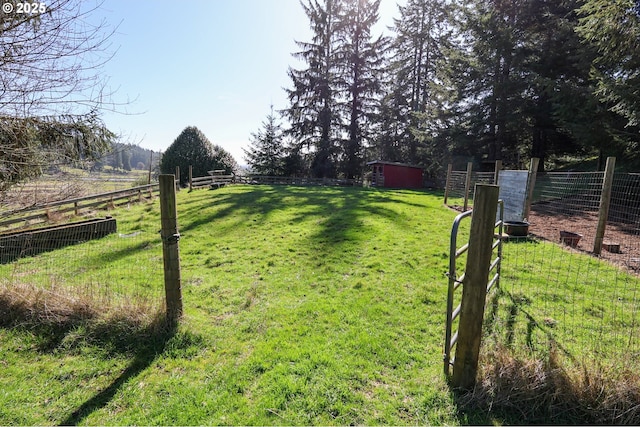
[445,171,469,204]
[0,204,165,321]
[480,168,640,369]
[527,172,604,253]
[444,161,640,370]
[445,169,497,210]
[487,236,640,369]
[528,172,640,272]
[445,163,640,270]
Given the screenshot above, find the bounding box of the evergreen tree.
[284,0,343,178]
[337,0,387,179]
[576,0,640,162]
[115,150,124,170]
[452,0,603,169]
[244,106,286,176]
[380,0,456,172]
[455,0,527,166]
[122,150,132,171]
[160,126,238,185]
[282,139,309,177]
[577,0,640,128]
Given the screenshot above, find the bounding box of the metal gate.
[444,201,503,376]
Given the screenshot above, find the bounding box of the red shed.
[367,160,423,189]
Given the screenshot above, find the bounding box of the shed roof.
[366,160,423,169]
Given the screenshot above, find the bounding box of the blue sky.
[99,0,404,165]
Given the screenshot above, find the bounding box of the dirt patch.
[527,204,640,274]
[448,202,640,274]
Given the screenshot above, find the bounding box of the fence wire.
[488,236,640,369]
[527,172,604,252]
[527,172,640,272]
[480,169,640,369]
[0,212,165,317]
[445,171,468,202]
[445,170,496,209]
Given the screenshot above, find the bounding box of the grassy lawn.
[1,184,637,425]
[1,185,466,425]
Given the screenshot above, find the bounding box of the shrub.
[160,126,238,185]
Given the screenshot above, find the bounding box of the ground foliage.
[0,185,638,424]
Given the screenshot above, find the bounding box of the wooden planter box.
[0,217,116,264]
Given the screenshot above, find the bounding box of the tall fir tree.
[381,0,455,171]
[576,0,640,162]
[577,0,640,128]
[336,0,387,179]
[452,0,604,169]
[284,0,343,178]
[522,0,605,167]
[455,0,527,166]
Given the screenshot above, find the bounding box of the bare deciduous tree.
[0,0,119,191]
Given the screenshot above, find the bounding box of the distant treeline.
[93,143,161,173]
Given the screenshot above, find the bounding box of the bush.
[160,126,238,185]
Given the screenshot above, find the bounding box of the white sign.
[498,170,529,222]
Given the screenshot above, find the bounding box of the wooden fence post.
[494,160,502,185]
[175,166,181,192]
[451,184,500,390]
[159,174,183,322]
[444,163,453,205]
[148,152,153,185]
[593,157,616,255]
[463,162,473,211]
[188,165,193,192]
[522,158,540,221]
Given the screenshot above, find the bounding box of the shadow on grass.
[58,314,178,426]
[447,288,640,425]
[179,185,424,251]
[0,290,180,425]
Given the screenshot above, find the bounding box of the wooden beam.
[593,157,616,255]
[451,184,500,390]
[159,174,183,322]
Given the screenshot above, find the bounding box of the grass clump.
[457,344,640,425]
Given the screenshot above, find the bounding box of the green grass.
[0,185,462,425]
[0,184,638,425]
[489,237,640,368]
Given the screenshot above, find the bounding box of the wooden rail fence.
[188,172,361,190]
[0,183,163,231]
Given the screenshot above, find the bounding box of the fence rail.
[190,174,235,190]
[188,173,361,189]
[0,183,161,231]
[237,175,359,186]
